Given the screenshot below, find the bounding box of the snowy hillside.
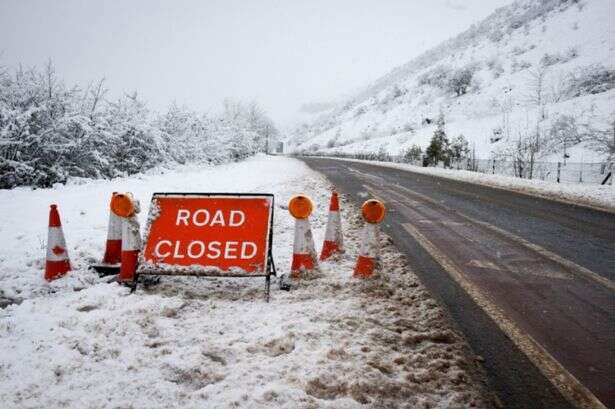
[291,0,615,164]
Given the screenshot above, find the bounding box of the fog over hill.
[290,0,615,165]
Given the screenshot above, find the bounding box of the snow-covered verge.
[0,155,493,408]
[316,156,615,212]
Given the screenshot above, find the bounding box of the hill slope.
[291,0,615,164]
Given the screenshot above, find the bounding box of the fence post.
[492,159,496,174]
[557,162,561,183]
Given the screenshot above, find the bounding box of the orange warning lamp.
[288,195,314,219]
[361,199,386,224]
[111,192,137,218]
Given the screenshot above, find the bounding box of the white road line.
[401,222,608,409]
[390,183,615,292]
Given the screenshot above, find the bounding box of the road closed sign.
[140,193,274,276]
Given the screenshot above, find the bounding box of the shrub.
[568,64,615,97]
[402,145,422,163]
[448,68,474,96]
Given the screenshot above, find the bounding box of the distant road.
[301,157,615,409]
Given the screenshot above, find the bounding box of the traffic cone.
[353,199,386,278]
[291,218,318,278]
[353,223,380,278]
[320,191,344,260]
[118,214,142,283]
[102,192,122,265]
[45,204,71,281]
[288,195,318,278]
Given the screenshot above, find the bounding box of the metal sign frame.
[134,192,276,301]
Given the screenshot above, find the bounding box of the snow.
[321,156,615,211]
[0,155,492,408]
[291,0,615,164]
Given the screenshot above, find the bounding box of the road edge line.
[401,222,608,409]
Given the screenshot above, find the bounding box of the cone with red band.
[118,214,142,283]
[45,204,71,281]
[110,192,142,284]
[320,191,344,260]
[288,195,317,278]
[102,192,122,265]
[353,199,386,278]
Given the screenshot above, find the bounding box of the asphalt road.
[300,157,615,409]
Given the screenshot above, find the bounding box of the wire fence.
[447,158,610,185]
[308,152,613,185]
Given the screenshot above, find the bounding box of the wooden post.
[557,162,561,183]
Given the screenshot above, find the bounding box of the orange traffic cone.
[288,195,318,278]
[102,192,122,265]
[320,191,344,260]
[45,204,71,281]
[353,199,386,278]
[119,215,142,283]
[111,193,142,284]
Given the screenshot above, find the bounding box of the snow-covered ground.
[0,155,492,408]
[318,156,615,211]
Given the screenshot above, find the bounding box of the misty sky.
[0,0,510,125]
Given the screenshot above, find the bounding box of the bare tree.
[588,121,615,161]
[527,66,548,120]
[88,78,107,120]
[44,59,56,100]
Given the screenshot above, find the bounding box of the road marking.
[401,222,608,409]
[467,259,501,270]
[389,183,615,292]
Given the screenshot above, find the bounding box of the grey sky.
[0,0,510,124]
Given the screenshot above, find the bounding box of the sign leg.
[131,274,138,293]
[265,275,271,303]
[268,250,277,277]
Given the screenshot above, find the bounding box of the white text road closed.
[142,194,273,274]
[153,240,258,260]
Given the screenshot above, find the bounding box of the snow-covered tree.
[401,144,422,163]
[450,134,470,161]
[0,62,279,188]
[448,68,474,96]
[425,113,450,166]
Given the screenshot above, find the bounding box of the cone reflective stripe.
[118,214,142,283]
[320,191,344,260]
[290,218,318,278]
[102,193,122,264]
[45,204,71,281]
[353,223,380,278]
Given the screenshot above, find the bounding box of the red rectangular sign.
[140,193,273,276]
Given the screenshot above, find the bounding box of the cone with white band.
[353,199,386,278]
[45,204,71,281]
[320,191,344,260]
[110,193,142,283]
[102,192,122,265]
[289,195,317,278]
[119,214,142,283]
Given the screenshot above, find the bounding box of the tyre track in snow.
[300,157,615,409]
